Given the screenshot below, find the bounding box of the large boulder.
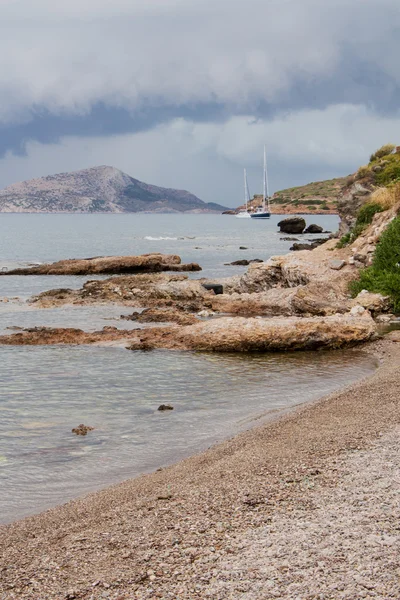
[304,224,323,234]
[277,217,306,234]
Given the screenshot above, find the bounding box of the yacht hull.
[251,212,270,219]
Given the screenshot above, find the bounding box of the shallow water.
[0,212,361,525]
[0,213,338,298]
[0,345,376,524]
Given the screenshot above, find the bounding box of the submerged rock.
[277,217,306,234]
[158,404,174,411]
[226,259,250,266]
[72,424,94,436]
[121,308,197,326]
[226,259,263,266]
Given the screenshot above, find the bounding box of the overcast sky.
[0,0,399,205]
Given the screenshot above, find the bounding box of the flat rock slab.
[127,313,377,352]
[174,313,376,352]
[0,253,201,276]
[329,259,346,270]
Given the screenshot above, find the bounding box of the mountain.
[235,176,349,214]
[0,166,230,213]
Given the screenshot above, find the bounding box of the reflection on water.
[0,345,376,523]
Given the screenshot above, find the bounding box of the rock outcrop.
[337,180,374,235]
[3,312,375,352]
[31,273,214,310]
[127,313,377,352]
[0,326,143,345]
[1,254,201,276]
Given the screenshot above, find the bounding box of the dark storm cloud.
[0,0,398,148]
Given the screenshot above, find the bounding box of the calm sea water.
[0,213,377,525]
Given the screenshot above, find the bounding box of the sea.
[0,213,378,523]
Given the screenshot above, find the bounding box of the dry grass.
[371,182,400,210]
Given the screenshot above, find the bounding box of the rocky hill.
[338,144,400,234]
[0,166,229,213]
[235,176,349,214]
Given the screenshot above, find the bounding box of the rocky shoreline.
[0,207,391,352]
[1,334,399,599]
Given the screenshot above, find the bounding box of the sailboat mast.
[264,145,270,212]
[263,146,266,211]
[244,168,248,211]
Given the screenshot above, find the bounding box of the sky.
[0,0,399,206]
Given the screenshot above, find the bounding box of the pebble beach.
[1,333,399,599]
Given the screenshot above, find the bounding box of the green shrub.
[375,156,400,186]
[307,205,317,210]
[356,202,384,227]
[370,144,396,162]
[336,233,351,248]
[350,216,400,311]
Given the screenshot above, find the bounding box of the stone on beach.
[329,259,346,270]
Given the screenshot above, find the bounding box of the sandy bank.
[1,334,400,599]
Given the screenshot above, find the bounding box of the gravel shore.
[1,335,400,600]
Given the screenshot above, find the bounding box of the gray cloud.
[1,104,399,204]
[0,0,399,199]
[0,0,399,126]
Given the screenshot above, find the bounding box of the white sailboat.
[251,146,271,219]
[235,168,251,218]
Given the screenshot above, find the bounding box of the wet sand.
[1,335,399,599]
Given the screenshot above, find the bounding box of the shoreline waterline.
[0,345,377,525]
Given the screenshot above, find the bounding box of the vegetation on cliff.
[350,216,400,311]
[337,202,385,248]
[355,144,400,188]
[338,144,400,247]
[244,176,348,214]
